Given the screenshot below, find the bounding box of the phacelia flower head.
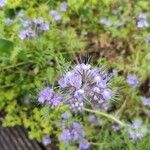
[127,74,139,88]
[0,0,7,8]
[128,119,147,142]
[38,87,62,108]
[59,122,89,148]
[141,96,150,107]
[58,63,114,111]
[136,13,149,28]
[60,2,68,12]
[50,10,61,21]
[19,29,36,40]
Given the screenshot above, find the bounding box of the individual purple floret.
[38,87,53,104]
[58,63,114,111]
[60,2,68,12]
[79,140,90,150]
[141,97,150,107]
[136,13,149,28]
[19,29,36,40]
[111,124,120,132]
[42,136,51,146]
[38,87,62,108]
[127,74,139,88]
[50,10,61,21]
[0,0,7,8]
[100,18,112,26]
[128,119,147,142]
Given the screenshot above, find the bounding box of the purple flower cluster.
[19,29,36,40]
[141,97,150,107]
[136,13,149,28]
[59,122,90,150]
[128,119,147,142]
[58,63,113,111]
[50,10,61,21]
[0,0,7,8]
[38,87,62,109]
[127,74,139,88]
[60,2,68,12]
[19,18,49,40]
[42,136,51,146]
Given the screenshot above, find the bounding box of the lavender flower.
[141,97,150,107]
[136,13,149,28]
[128,119,147,142]
[50,10,61,21]
[19,29,35,40]
[58,63,114,111]
[60,2,68,12]
[42,136,51,146]
[100,18,112,26]
[38,87,62,108]
[127,74,139,88]
[0,0,7,8]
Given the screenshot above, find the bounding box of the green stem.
[83,108,126,127]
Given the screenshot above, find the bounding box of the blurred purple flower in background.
[141,97,150,107]
[60,2,68,12]
[145,36,150,43]
[111,124,120,132]
[136,13,149,28]
[88,115,103,126]
[0,0,7,8]
[50,10,61,21]
[128,119,147,142]
[58,63,114,111]
[79,140,90,150]
[42,136,51,146]
[100,18,112,26]
[127,74,139,88]
[19,29,36,40]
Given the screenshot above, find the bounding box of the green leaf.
[0,39,14,55]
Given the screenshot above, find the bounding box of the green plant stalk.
[84,108,126,127]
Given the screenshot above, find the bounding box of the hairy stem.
[84,108,126,127]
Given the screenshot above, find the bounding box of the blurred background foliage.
[0,0,150,149]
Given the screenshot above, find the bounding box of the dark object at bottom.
[0,126,43,150]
